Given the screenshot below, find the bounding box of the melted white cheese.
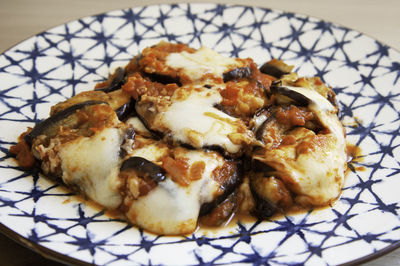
[166,46,240,81]
[59,128,123,209]
[285,85,336,112]
[292,87,346,205]
[125,149,222,235]
[125,117,150,136]
[305,96,347,204]
[251,111,268,132]
[257,86,347,206]
[127,142,169,162]
[156,88,243,154]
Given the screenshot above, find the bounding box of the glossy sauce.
[347,143,366,171]
[32,140,364,238]
[199,142,364,235]
[10,42,356,236]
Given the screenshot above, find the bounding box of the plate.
[1,3,400,265]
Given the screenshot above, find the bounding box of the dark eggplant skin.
[249,173,279,219]
[119,128,136,159]
[124,127,135,141]
[134,99,163,140]
[120,156,166,183]
[24,100,108,145]
[255,115,275,142]
[250,187,278,219]
[199,160,243,216]
[95,67,126,93]
[115,100,136,121]
[144,72,182,86]
[223,67,252,82]
[259,63,290,79]
[203,144,243,159]
[135,51,182,86]
[199,191,237,226]
[270,82,309,106]
[271,81,339,110]
[252,107,290,144]
[251,158,275,173]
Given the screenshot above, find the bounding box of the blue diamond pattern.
[0,3,400,265]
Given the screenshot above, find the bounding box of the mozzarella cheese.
[125,117,151,136]
[59,127,124,209]
[284,85,336,112]
[127,142,169,162]
[16,42,349,235]
[255,86,346,206]
[153,87,249,154]
[124,147,222,235]
[299,88,347,205]
[166,46,240,81]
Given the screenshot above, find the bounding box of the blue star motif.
[0,3,400,265]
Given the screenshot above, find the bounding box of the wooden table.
[0,0,399,265]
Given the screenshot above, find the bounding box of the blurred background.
[1,0,399,53]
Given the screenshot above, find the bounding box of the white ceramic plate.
[1,3,400,265]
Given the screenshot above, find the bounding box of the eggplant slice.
[250,82,347,208]
[120,141,244,235]
[199,160,243,216]
[24,100,108,145]
[120,156,166,183]
[270,82,310,106]
[199,192,238,226]
[10,41,348,236]
[249,173,293,219]
[143,72,182,86]
[259,59,294,79]
[223,67,252,82]
[115,100,136,121]
[135,86,255,157]
[95,67,126,93]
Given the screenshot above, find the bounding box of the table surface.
[0,0,399,265]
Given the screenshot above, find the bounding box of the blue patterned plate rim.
[1,3,400,265]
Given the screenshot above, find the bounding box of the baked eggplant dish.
[10,41,348,235]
